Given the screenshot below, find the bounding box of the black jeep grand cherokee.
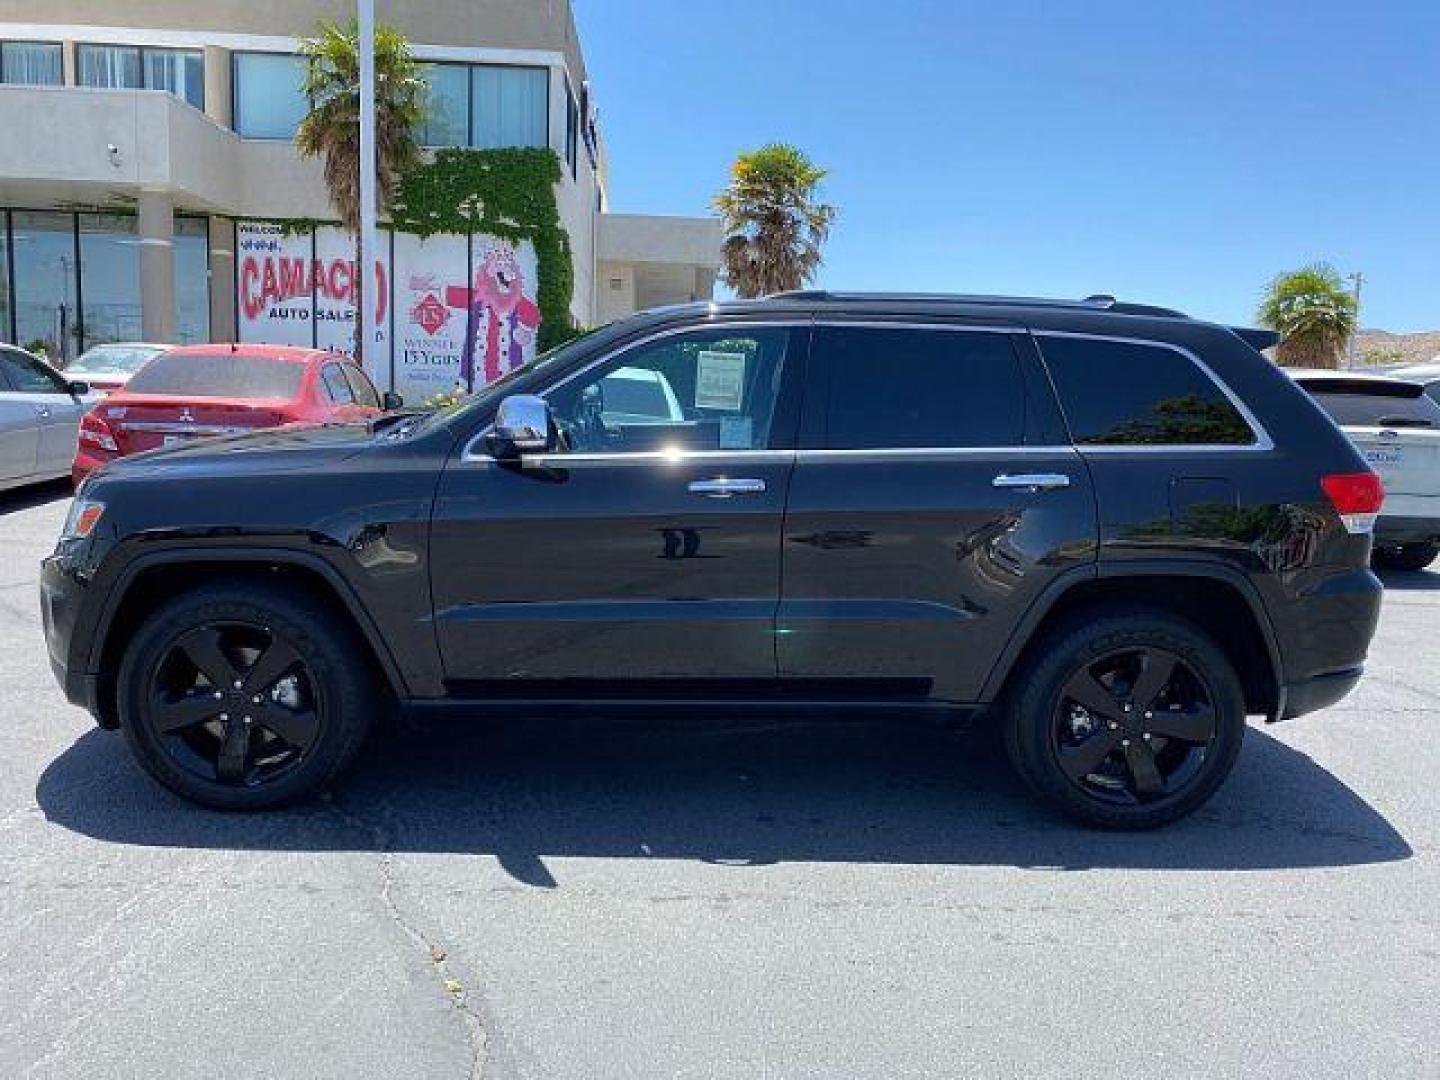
[41,293,1384,828]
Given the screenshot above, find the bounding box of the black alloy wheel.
[1052,645,1217,805]
[1005,608,1245,829]
[118,584,375,810]
[148,622,322,788]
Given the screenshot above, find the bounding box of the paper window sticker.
[695,350,747,411]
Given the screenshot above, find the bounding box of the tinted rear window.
[125,354,306,399]
[1299,380,1440,427]
[1038,336,1255,446]
[816,326,1025,448]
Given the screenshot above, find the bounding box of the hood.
[93,420,381,481]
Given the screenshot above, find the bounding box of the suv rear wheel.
[1371,542,1439,573]
[1004,608,1245,829]
[117,583,376,810]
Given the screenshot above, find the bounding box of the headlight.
[60,498,105,541]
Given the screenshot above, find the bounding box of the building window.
[175,217,210,345]
[418,62,469,147]
[78,213,142,350]
[0,41,62,86]
[11,211,79,364]
[233,52,308,139]
[564,81,579,178]
[470,64,547,149]
[77,44,204,110]
[0,212,10,343]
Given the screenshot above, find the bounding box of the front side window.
[0,347,66,393]
[816,326,1026,449]
[234,53,308,139]
[1,41,62,86]
[1038,335,1256,446]
[342,364,381,408]
[546,327,795,454]
[471,65,547,149]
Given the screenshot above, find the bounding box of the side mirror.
[67,380,90,397]
[488,394,553,458]
[381,390,404,410]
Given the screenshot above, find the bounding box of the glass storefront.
[78,213,142,349]
[2,210,211,357]
[174,217,210,344]
[11,211,79,365]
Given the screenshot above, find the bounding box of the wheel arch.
[89,548,408,729]
[982,562,1285,720]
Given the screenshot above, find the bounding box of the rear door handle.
[688,478,767,498]
[992,472,1071,492]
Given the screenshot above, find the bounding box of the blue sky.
[575,0,1439,331]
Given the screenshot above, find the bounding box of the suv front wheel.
[1005,608,1246,829]
[117,583,377,810]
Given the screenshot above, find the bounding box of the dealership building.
[0,0,721,397]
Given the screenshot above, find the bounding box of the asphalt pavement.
[1,480,1436,1079]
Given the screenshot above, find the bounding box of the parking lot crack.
[322,796,487,1080]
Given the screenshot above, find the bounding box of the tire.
[117,582,377,810]
[1372,542,1439,573]
[1004,606,1246,830]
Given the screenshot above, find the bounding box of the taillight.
[78,412,118,453]
[1321,471,1384,534]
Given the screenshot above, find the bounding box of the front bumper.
[1279,665,1364,721]
[40,551,110,723]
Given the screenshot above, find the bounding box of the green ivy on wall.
[391,148,576,350]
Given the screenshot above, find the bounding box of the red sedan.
[74,344,394,484]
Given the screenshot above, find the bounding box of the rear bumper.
[1375,514,1440,546]
[1278,665,1364,721]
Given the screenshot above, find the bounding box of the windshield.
[125,353,307,399]
[68,345,167,376]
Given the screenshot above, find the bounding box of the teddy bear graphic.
[444,241,540,389]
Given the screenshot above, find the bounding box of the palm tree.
[296,19,425,361]
[1257,263,1358,369]
[713,144,836,298]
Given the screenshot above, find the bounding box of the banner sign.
[236,222,313,347]
[314,226,390,373]
[236,223,541,403]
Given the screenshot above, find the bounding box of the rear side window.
[321,364,355,404]
[816,326,1025,448]
[125,354,306,399]
[1038,335,1255,446]
[1296,380,1440,428]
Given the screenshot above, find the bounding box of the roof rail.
[763,290,1187,318]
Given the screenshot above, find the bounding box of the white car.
[1289,368,1440,571]
[63,342,170,394]
[0,344,100,492]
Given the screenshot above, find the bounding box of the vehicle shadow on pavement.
[1376,569,1440,591]
[0,479,70,515]
[36,718,1411,879]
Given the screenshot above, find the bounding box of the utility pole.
[357,0,381,387]
[1346,271,1364,368]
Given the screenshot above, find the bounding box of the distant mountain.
[1354,329,1440,367]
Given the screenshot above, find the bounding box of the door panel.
[430,322,807,689]
[0,395,41,483]
[432,452,795,683]
[778,448,1097,701]
[777,323,1098,703]
[34,391,87,475]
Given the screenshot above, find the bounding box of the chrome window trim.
[1031,329,1275,453]
[460,319,812,463]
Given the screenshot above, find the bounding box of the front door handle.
[35,405,51,419]
[688,477,767,498]
[992,472,1071,492]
